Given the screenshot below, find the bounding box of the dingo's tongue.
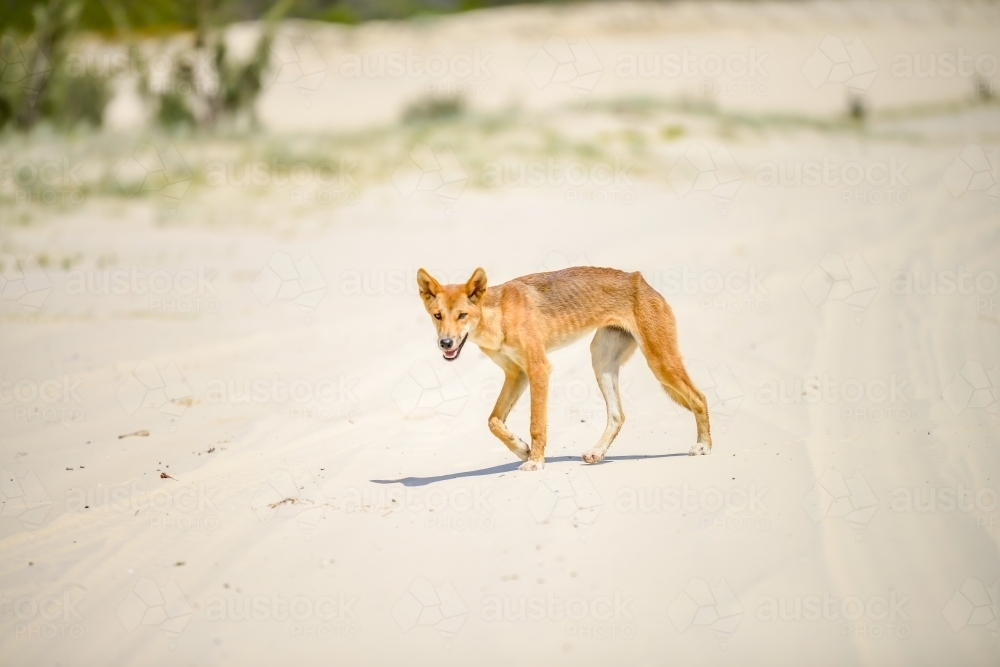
[443,348,460,360]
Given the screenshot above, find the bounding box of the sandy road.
[1,1,999,665]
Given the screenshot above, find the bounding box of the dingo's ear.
[465,267,487,305]
[417,268,442,304]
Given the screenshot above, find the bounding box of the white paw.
[519,460,545,471]
[689,442,711,456]
[513,439,530,461]
[582,449,606,464]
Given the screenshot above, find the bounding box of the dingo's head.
[416,267,487,362]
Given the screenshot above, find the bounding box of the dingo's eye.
[458,313,467,320]
[434,313,442,320]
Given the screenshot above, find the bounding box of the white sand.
[1,1,998,666]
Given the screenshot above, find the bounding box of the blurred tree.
[0,0,93,130]
[2,0,583,34]
[135,0,295,128]
[0,0,582,132]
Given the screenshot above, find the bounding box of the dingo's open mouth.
[442,335,468,361]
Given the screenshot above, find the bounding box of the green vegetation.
[0,0,297,131]
[0,0,585,132]
[1,0,589,34]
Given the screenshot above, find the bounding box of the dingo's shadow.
[371,453,685,487]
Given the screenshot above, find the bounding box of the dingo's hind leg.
[633,280,713,454]
[582,326,637,464]
[661,380,711,455]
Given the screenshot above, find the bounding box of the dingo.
[416,267,711,471]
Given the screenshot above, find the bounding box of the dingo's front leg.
[487,367,530,461]
[520,352,551,471]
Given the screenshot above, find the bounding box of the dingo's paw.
[582,449,606,464]
[689,442,711,456]
[519,459,545,471]
[513,439,530,461]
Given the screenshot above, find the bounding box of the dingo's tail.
[631,273,712,452]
